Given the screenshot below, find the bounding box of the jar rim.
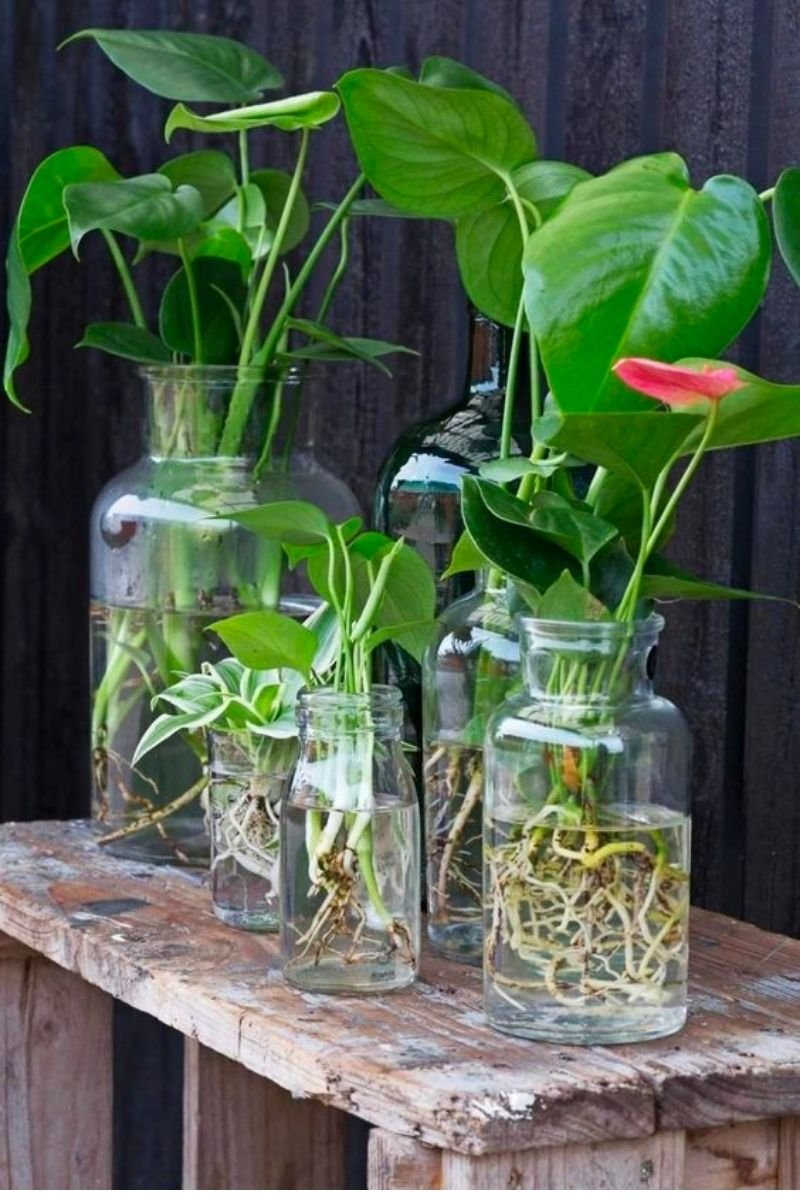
[137,363,314,387]
[297,684,403,711]
[520,612,665,642]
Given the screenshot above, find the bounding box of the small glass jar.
[422,582,520,962]
[281,686,420,994]
[484,615,691,1044]
[208,730,297,932]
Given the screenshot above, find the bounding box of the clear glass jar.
[208,730,297,931]
[281,686,420,994]
[90,366,358,865]
[484,615,691,1044]
[422,582,520,962]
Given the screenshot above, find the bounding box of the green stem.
[101,231,146,329]
[316,218,351,326]
[239,130,250,187]
[178,238,203,364]
[759,186,775,203]
[498,291,526,462]
[647,402,719,557]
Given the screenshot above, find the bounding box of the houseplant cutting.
[212,501,437,992]
[5,28,409,863]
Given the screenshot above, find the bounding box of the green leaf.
[76,322,172,363]
[364,619,440,663]
[641,556,797,606]
[461,475,574,591]
[479,453,571,483]
[227,500,332,545]
[337,68,537,218]
[535,410,705,491]
[590,538,637,612]
[285,320,414,373]
[524,153,772,412]
[64,173,203,254]
[4,146,120,407]
[16,146,120,272]
[305,534,436,628]
[250,169,310,253]
[537,570,612,620]
[132,705,227,765]
[457,161,591,326]
[774,168,800,287]
[191,229,252,273]
[676,359,800,452]
[209,611,318,675]
[159,258,246,364]
[418,56,519,108]
[314,197,412,219]
[475,479,617,566]
[159,151,236,218]
[592,470,675,555]
[165,92,340,139]
[441,527,490,578]
[61,28,282,102]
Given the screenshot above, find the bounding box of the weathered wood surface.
[3,823,800,1163]
[183,1039,348,1189]
[0,931,113,1189]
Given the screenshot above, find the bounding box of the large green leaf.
[158,151,236,218]
[250,168,310,253]
[159,258,246,363]
[61,28,282,102]
[475,480,617,566]
[228,500,332,545]
[537,571,611,620]
[774,167,800,287]
[418,56,519,107]
[305,533,436,630]
[535,410,705,490]
[456,161,591,326]
[592,469,675,555]
[677,359,800,452]
[337,68,537,218]
[441,528,490,578]
[76,322,172,363]
[641,556,796,606]
[165,92,340,139]
[64,173,203,253]
[524,153,771,412]
[461,475,574,590]
[209,611,317,675]
[4,145,120,407]
[364,619,441,663]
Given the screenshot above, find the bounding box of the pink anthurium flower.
[613,357,745,408]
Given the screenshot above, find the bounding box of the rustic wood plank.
[183,1039,347,1188]
[0,935,112,1188]
[778,1117,800,1189]
[684,1120,779,1189]
[440,1131,685,1189]
[367,1130,442,1190]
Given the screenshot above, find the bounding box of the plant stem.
[179,238,203,364]
[646,402,719,556]
[759,186,775,203]
[239,130,250,186]
[101,231,146,329]
[316,218,351,326]
[498,291,526,462]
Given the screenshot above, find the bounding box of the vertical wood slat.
[368,1129,442,1189]
[684,1120,779,1189]
[183,1038,348,1189]
[439,1131,685,1190]
[778,1117,800,1189]
[0,933,112,1189]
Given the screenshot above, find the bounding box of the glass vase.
[90,366,358,865]
[422,582,520,962]
[484,615,691,1044]
[208,730,296,931]
[281,686,420,994]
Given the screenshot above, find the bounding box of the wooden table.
[2,821,800,1190]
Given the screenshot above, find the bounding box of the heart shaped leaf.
[418,56,519,107]
[337,68,537,218]
[159,258,246,364]
[773,167,800,287]
[228,500,333,545]
[677,359,800,452]
[77,322,172,363]
[461,475,574,591]
[61,28,283,102]
[165,92,340,139]
[209,611,317,675]
[524,153,771,411]
[537,571,612,620]
[65,173,204,254]
[158,151,236,218]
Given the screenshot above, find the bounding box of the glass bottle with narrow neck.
[484,615,691,1044]
[90,366,358,866]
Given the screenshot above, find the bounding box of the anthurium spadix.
[524,154,771,413]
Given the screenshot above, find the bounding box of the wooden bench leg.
[0,933,113,1188]
[440,1131,685,1189]
[183,1038,348,1188]
[368,1129,442,1188]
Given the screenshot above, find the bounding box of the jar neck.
[141,367,315,462]
[520,616,663,705]
[466,312,508,397]
[297,686,404,742]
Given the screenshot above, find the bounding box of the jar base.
[486,1001,687,1045]
[212,904,279,933]
[282,959,416,995]
[428,920,483,965]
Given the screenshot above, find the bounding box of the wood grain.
[368,1130,442,1190]
[0,933,112,1189]
[684,1120,778,1189]
[183,1039,348,1188]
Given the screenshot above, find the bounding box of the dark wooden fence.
[2,0,799,1186]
